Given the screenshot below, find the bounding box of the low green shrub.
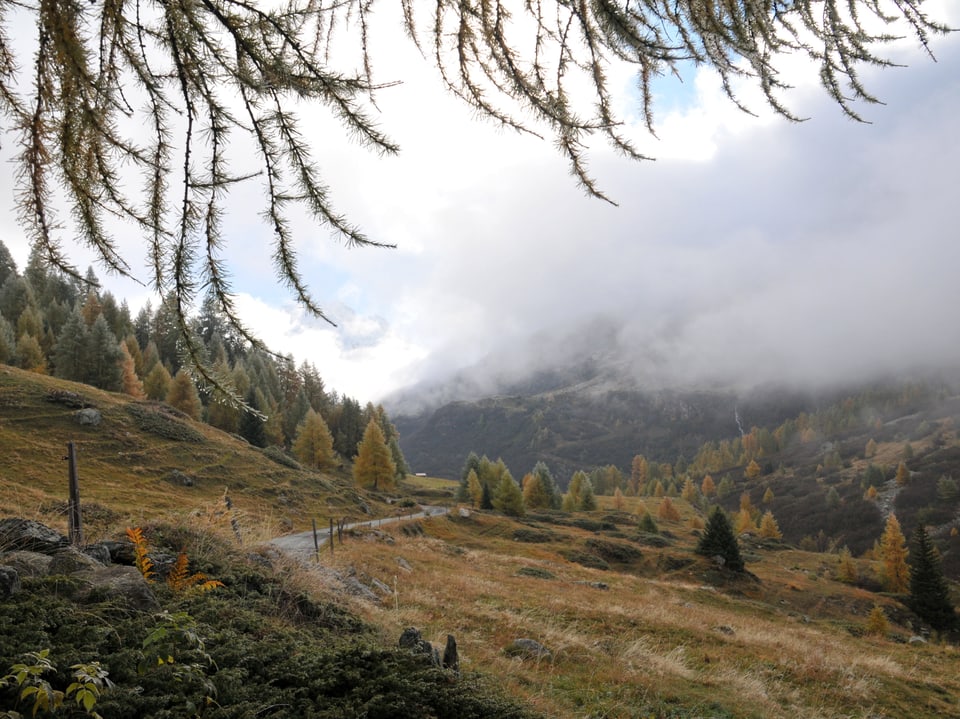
[512,528,556,543]
[0,541,537,719]
[516,566,556,580]
[584,537,643,563]
[126,404,205,443]
[559,549,610,571]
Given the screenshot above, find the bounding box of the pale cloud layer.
[1,4,957,405]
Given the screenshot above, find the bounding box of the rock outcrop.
[0,519,158,611]
[398,627,459,671]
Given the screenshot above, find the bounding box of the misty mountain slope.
[389,314,960,481]
[394,372,835,481]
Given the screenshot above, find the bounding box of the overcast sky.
[3,3,959,408]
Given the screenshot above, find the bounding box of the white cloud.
[232,293,428,401]
[1,3,957,408]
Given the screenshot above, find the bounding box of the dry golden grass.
[0,366,387,537]
[313,511,960,719]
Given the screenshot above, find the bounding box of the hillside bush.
[560,548,610,571]
[512,528,556,543]
[0,550,536,719]
[584,538,643,564]
[126,404,205,443]
[516,566,556,580]
[261,445,303,469]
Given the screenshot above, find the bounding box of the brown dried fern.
[166,551,224,594]
[125,527,154,582]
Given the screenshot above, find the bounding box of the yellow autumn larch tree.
[657,496,681,522]
[119,343,145,398]
[895,462,910,487]
[880,513,910,593]
[837,547,858,583]
[467,469,484,507]
[865,605,889,637]
[166,369,201,420]
[735,510,757,535]
[293,409,336,470]
[353,419,396,491]
[758,511,782,540]
[701,474,716,497]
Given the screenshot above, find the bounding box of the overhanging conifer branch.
[0,0,948,408]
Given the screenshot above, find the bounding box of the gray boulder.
[0,550,53,577]
[76,565,159,611]
[506,638,552,660]
[0,565,21,597]
[342,576,379,602]
[49,547,104,575]
[99,539,135,565]
[442,634,459,673]
[81,543,112,565]
[369,577,393,595]
[75,408,102,426]
[399,627,441,666]
[0,518,68,553]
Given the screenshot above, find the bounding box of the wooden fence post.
[311,518,320,563]
[66,442,83,546]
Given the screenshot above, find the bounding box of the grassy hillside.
[0,367,532,717]
[704,396,960,577]
[0,366,378,537]
[325,502,960,718]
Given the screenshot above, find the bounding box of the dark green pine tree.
[0,239,16,288]
[388,437,410,480]
[0,314,14,364]
[480,481,493,510]
[531,461,561,509]
[334,397,363,457]
[461,451,482,482]
[638,512,659,535]
[85,315,122,390]
[908,525,957,632]
[238,388,267,448]
[455,476,471,503]
[696,507,745,572]
[283,387,312,447]
[52,311,89,381]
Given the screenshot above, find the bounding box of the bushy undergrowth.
[125,403,205,443]
[559,548,610,570]
[512,528,556,543]
[260,445,302,470]
[0,530,538,719]
[583,537,643,564]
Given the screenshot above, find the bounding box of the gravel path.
[268,506,449,559]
